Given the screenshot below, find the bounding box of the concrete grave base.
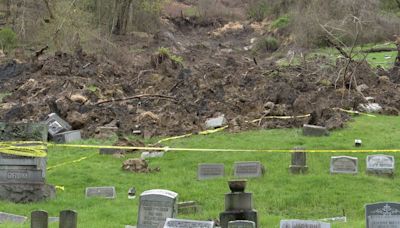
[220,210,258,228]
[0,183,56,203]
[289,165,308,174]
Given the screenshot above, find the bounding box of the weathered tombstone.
[0,212,27,223]
[233,162,264,178]
[366,155,395,176]
[53,130,81,143]
[137,189,178,228]
[45,113,72,137]
[0,122,55,203]
[366,202,400,228]
[31,210,48,228]
[163,218,214,228]
[330,156,358,174]
[228,220,256,228]
[302,124,329,136]
[178,201,200,214]
[198,163,224,180]
[280,219,331,228]
[59,210,77,228]
[85,186,116,199]
[205,115,227,129]
[289,148,308,174]
[141,152,165,159]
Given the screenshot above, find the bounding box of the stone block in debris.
[205,115,227,129]
[53,130,81,143]
[141,151,165,159]
[85,186,116,199]
[99,148,125,155]
[358,103,382,113]
[45,113,72,137]
[0,212,27,223]
[178,201,200,214]
[302,124,329,136]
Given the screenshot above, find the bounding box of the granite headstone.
[163,218,214,228]
[233,162,264,178]
[228,220,256,228]
[366,202,400,228]
[198,163,224,180]
[366,155,395,175]
[330,156,358,174]
[85,186,116,199]
[280,219,331,228]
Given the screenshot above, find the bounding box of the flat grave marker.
[85,186,116,199]
[330,156,358,174]
[163,218,214,228]
[198,163,224,180]
[228,220,256,228]
[233,161,264,178]
[280,219,331,228]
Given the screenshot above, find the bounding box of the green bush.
[271,15,290,29]
[255,36,280,52]
[247,0,269,21]
[0,28,17,51]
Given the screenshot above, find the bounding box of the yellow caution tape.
[156,126,228,144]
[333,108,376,117]
[250,114,311,123]
[55,185,65,191]
[0,141,47,157]
[47,153,97,171]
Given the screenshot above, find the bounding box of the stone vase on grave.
[219,180,258,228]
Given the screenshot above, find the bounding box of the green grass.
[0,92,10,103]
[2,115,400,227]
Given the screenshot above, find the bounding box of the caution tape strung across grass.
[0,141,47,157]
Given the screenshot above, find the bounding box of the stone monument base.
[0,183,56,203]
[289,165,308,174]
[220,210,258,228]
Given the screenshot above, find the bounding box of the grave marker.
[366,155,395,176]
[366,202,400,228]
[138,189,178,228]
[228,220,256,228]
[45,113,72,137]
[53,130,81,143]
[330,156,358,174]
[233,162,264,178]
[280,219,331,228]
[59,210,77,228]
[0,212,27,223]
[289,148,308,174]
[303,124,329,136]
[163,218,214,228]
[31,210,48,228]
[198,163,224,180]
[85,186,116,199]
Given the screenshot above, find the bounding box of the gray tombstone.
[330,156,358,174]
[85,186,116,199]
[45,113,72,137]
[163,218,214,228]
[59,210,77,228]
[228,220,256,228]
[198,163,224,180]
[290,148,308,174]
[366,155,395,175]
[0,212,27,223]
[31,210,48,228]
[280,219,331,228]
[99,148,125,155]
[53,130,81,143]
[138,189,178,228]
[141,152,165,159]
[233,162,264,178]
[366,202,400,228]
[302,124,329,136]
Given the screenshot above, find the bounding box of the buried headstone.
[0,122,55,203]
[0,212,27,224]
[137,189,178,228]
[366,202,400,228]
[45,113,72,137]
[31,210,48,228]
[205,115,227,129]
[280,219,331,228]
[163,218,214,228]
[85,186,116,199]
[141,151,165,159]
[366,155,395,176]
[228,220,256,228]
[289,148,308,174]
[302,124,329,136]
[233,162,264,178]
[59,210,77,228]
[53,130,81,143]
[330,156,358,174]
[198,163,225,180]
[178,201,200,214]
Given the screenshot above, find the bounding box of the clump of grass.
[157,47,183,65]
[271,15,290,29]
[247,0,269,21]
[254,36,280,52]
[0,28,17,52]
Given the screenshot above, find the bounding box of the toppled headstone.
[228,220,256,228]
[163,218,214,228]
[53,130,81,143]
[178,201,200,214]
[366,202,400,228]
[138,189,178,228]
[366,155,395,176]
[205,115,227,129]
[233,161,264,178]
[280,219,331,228]
[330,156,358,174]
[85,186,116,199]
[358,103,382,113]
[141,151,165,159]
[45,113,72,137]
[303,124,329,136]
[0,212,27,223]
[198,163,225,180]
[122,158,160,173]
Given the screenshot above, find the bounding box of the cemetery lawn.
[2,115,400,227]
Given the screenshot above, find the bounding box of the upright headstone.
[280,219,331,228]
[233,162,264,178]
[85,186,116,199]
[137,189,178,228]
[31,210,48,228]
[198,163,224,180]
[59,210,77,228]
[366,155,395,176]
[289,148,308,174]
[0,212,27,223]
[163,218,214,228]
[366,202,400,228]
[228,220,256,228]
[330,156,358,174]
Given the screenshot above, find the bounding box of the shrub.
[255,36,280,52]
[247,0,269,21]
[0,28,17,51]
[271,15,290,29]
